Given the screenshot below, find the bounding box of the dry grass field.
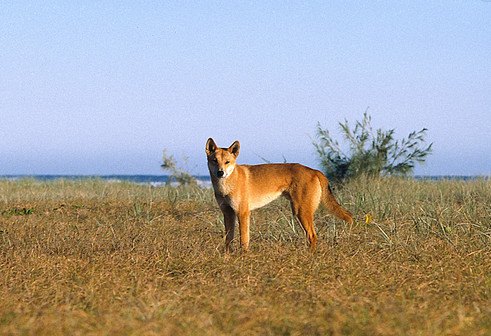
[0,178,490,335]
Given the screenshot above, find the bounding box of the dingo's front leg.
[221,205,236,252]
[238,208,251,251]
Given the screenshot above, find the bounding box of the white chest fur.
[213,178,234,196]
[212,179,239,210]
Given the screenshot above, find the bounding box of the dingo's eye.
[225,161,230,164]
[213,158,218,163]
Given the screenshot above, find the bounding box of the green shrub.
[314,111,432,183]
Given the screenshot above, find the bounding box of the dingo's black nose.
[217,170,225,178]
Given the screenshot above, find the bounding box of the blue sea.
[0,175,212,187]
[0,175,487,186]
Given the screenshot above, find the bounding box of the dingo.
[206,138,353,252]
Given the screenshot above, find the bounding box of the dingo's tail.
[317,173,354,224]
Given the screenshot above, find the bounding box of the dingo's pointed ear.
[206,138,218,156]
[228,140,240,157]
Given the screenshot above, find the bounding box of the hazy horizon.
[1,2,490,176]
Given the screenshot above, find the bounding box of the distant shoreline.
[0,174,489,186]
[0,175,210,187]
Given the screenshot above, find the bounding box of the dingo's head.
[205,138,240,179]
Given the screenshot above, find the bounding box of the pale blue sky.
[1,1,490,176]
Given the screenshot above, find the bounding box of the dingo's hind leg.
[290,195,318,250]
[297,208,317,250]
[288,180,322,250]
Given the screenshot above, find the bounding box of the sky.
[1,1,490,176]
